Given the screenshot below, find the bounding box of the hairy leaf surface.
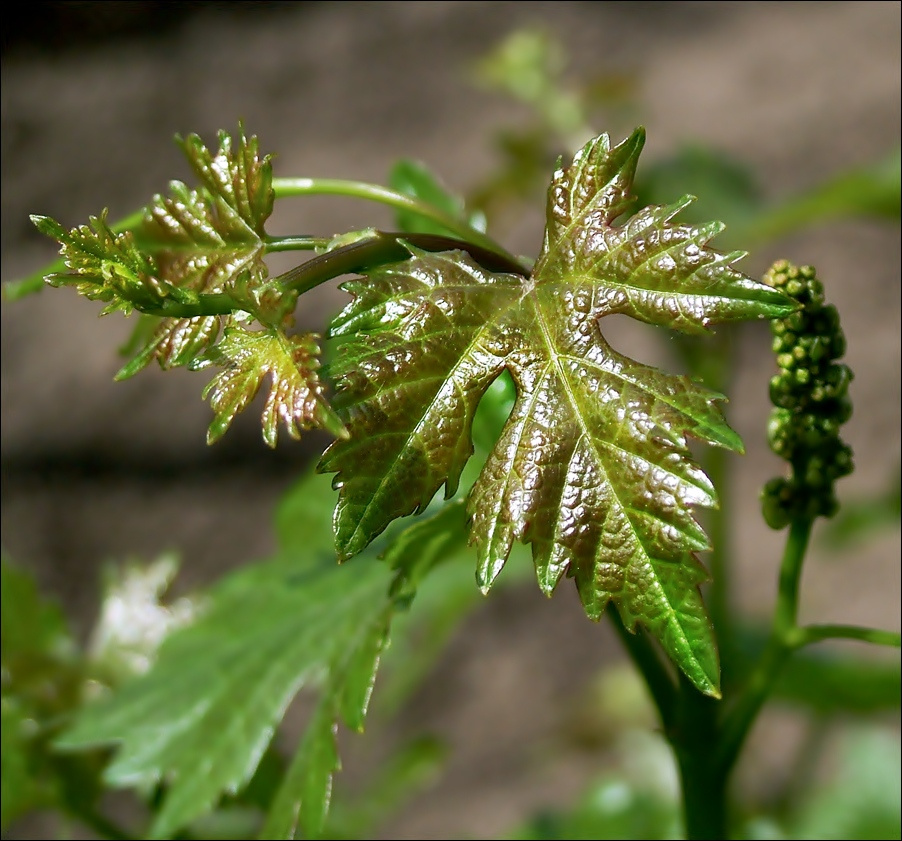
[321,127,795,694]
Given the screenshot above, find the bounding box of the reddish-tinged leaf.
[130,127,280,373]
[321,128,795,694]
[192,324,345,447]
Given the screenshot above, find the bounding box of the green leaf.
[735,624,900,715]
[30,212,174,316]
[191,323,346,447]
[55,470,453,840]
[125,126,280,374]
[749,145,902,243]
[259,698,340,840]
[389,159,486,236]
[261,607,390,840]
[58,549,394,840]
[320,127,796,695]
[1,554,70,665]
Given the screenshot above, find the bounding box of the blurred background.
[2,2,899,839]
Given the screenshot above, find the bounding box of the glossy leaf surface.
[31,213,168,316]
[321,127,795,694]
[131,127,277,372]
[191,324,345,446]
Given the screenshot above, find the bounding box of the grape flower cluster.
[761,260,854,529]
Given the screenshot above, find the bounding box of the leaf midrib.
[528,288,709,685]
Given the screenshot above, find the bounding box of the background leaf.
[389,159,486,236]
[54,467,479,840]
[56,500,395,839]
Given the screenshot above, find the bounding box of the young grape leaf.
[320,127,796,695]
[30,213,182,316]
[32,127,278,374]
[128,126,279,374]
[190,323,346,446]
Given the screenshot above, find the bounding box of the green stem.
[673,685,728,841]
[272,177,526,270]
[773,517,811,632]
[716,516,813,773]
[793,623,901,649]
[125,231,530,320]
[140,291,241,318]
[264,235,330,252]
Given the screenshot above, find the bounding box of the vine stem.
[716,516,812,774]
[794,623,901,649]
[6,175,527,303]
[673,675,726,841]
[272,177,526,270]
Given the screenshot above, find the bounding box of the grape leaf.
[57,538,393,839]
[190,323,346,446]
[55,468,473,840]
[30,213,182,316]
[320,127,795,695]
[127,126,279,374]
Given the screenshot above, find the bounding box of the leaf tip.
[30,213,62,238]
[626,124,647,151]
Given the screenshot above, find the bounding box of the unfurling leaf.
[192,323,345,447]
[321,127,795,695]
[126,126,282,374]
[30,213,178,316]
[143,127,272,295]
[34,127,292,383]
